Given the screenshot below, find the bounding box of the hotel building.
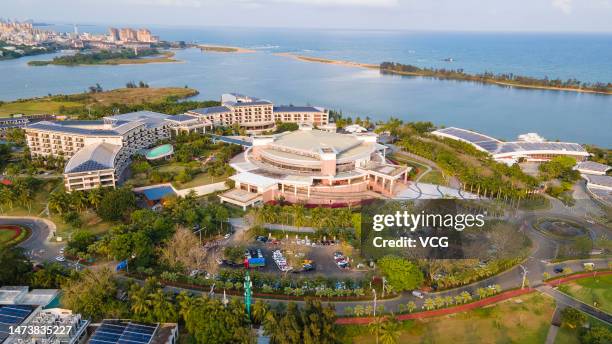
[432,127,589,165]
[186,93,330,134]
[219,124,411,208]
[25,111,173,192]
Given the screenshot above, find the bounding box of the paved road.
[537,285,612,324]
[0,216,62,263]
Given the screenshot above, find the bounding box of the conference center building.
[219,124,411,208]
[432,127,589,165]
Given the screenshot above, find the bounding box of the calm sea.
[1,26,610,146]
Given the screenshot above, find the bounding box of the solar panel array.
[0,305,36,342]
[434,127,587,156]
[434,127,501,153]
[88,320,158,344]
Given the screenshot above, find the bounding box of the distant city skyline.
[2,0,612,32]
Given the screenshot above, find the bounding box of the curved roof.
[64,142,121,174]
[433,127,587,157]
[272,129,363,155]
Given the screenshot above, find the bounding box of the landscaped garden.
[0,225,30,247]
[558,274,612,314]
[339,293,555,344]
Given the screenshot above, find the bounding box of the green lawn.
[555,313,612,344]
[340,293,555,344]
[126,161,229,189]
[560,275,612,314]
[389,153,448,186]
[419,170,447,185]
[0,228,18,244]
[0,87,198,117]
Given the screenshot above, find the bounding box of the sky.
[2,0,612,32]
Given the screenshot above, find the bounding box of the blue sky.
[2,0,612,32]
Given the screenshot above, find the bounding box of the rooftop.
[0,286,59,306]
[273,105,324,113]
[188,106,231,115]
[64,142,121,174]
[575,161,611,173]
[433,127,587,156]
[585,174,612,188]
[271,129,364,156]
[165,114,199,123]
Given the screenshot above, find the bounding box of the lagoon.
[0,46,610,146]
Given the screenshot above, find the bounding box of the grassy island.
[28,48,178,66]
[380,61,612,95]
[0,86,210,117]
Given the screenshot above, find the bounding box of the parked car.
[55,255,65,262]
[553,266,564,273]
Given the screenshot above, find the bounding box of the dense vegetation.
[0,41,59,60]
[28,48,163,66]
[380,62,612,94]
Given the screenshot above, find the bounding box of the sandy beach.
[274,52,378,69]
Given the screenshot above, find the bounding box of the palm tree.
[251,300,269,325]
[147,289,177,322]
[423,298,435,310]
[0,186,15,211]
[368,315,385,344]
[291,204,305,232]
[87,187,104,209]
[380,314,401,344]
[406,301,416,313]
[129,285,150,321]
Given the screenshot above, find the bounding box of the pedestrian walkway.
[336,288,535,325]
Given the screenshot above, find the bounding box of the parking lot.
[244,240,365,278]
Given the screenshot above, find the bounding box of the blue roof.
[273,105,324,113]
[141,186,176,201]
[188,106,231,115]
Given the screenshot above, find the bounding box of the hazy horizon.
[2,0,612,33]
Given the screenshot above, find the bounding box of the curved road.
[0,216,62,263]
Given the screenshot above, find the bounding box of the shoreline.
[277,52,612,95]
[198,44,256,53]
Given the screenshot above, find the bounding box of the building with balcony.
[25,111,173,192]
[219,124,411,208]
[186,93,329,134]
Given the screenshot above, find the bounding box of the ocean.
[1,25,611,146]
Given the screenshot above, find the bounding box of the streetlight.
[519,265,528,289]
[372,289,377,317]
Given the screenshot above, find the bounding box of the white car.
[412,290,424,299]
[224,233,231,239]
[55,255,65,262]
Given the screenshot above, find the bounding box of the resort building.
[432,127,589,165]
[186,93,329,134]
[219,124,411,208]
[25,111,173,192]
[574,161,611,176]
